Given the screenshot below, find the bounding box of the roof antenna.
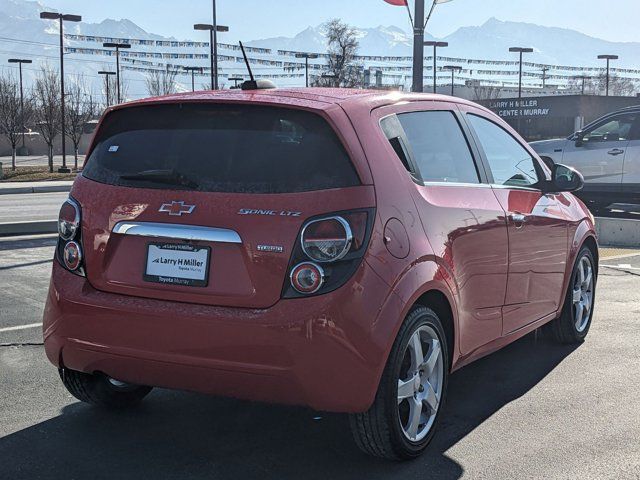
[239,41,276,90]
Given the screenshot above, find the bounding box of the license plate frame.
[143,242,210,287]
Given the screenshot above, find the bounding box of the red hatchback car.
[44,88,597,459]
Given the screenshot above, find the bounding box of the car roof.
[110,87,488,114]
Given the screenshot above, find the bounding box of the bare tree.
[145,66,179,96]
[312,19,363,88]
[65,77,98,170]
[33,66,61,173]
[471,81,503,101]
[0,73,32,170]
[568,73,638,96]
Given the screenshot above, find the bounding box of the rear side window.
[467,114,539,188]
[390,111,480,184]
[83,104,360,193]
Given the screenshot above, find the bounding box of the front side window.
[467,114,539,188]
[583,113,637,142]
[389,111,480,184]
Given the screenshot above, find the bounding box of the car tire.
[59,368,152,408]
[349,305,449,460]
[547,246,597,344]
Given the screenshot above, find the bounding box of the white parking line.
[601,264,640,271]
[0,323,42,333]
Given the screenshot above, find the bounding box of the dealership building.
[478,95,640,141]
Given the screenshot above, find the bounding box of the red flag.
[383,0,408,5]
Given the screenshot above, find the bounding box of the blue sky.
[42,0,640,43]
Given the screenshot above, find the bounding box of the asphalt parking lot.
[1,236,640,479]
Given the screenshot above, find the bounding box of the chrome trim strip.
[489,184,541,192]
[112,221,242,244]
[422,181,492,188]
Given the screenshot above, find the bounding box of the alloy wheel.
[572,255,594,333]
[397,325,444,442]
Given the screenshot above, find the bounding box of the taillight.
[301,216,352,262]
[56,196,85,276]
[283,208,375,299]
[58,198,80,240]
[290,262,325,294]
[62,241,82,271]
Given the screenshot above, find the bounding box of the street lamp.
[424,41,448,93]
[295,53,319,87]
[40,11,82,173]
[442,65,461,96]
[228,76,243,89]
[103,42,131,104]
[98,70,115,106]
[183,66,203,92]
[509,47,533,133]
[7,58,32,154]
[597,54,619,97]
[194,23,229,90]
[410,0,454,93]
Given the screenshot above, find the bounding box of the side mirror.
[545,163,584,193]
[574,130,585,147]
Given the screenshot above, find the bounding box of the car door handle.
[509,213,527,227]
[608,148,625,156]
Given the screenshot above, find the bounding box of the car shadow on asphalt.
[0,332,579,480]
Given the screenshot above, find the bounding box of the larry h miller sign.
[489,99,551,119]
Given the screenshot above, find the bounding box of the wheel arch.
[414,290,455,372]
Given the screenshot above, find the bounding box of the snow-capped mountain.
[1,0,639,100]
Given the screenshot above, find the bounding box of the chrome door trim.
[112,221,242,244]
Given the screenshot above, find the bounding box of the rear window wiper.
[120,169,199,189]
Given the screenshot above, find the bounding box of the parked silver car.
[531,106,640,211]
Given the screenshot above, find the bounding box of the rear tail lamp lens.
[290,262,325,294]
[58,199,81,241]
[301,216,352,263]
[62,241,82,271]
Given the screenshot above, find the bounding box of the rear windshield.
[83,103,360,193]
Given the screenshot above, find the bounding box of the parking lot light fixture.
[7,58,32,151]
[194,23,229,90]
[97,71,115,107]
[39,11,82,173]
[228,76,243,89]
[509,47,534,133]
[597,54,619,97]
[183,67,204,92]
[102,43,131,104]
[442,65,462,96]
[424,41,448,93]
[295,53,320,87]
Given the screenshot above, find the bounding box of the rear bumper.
[43,261,394,412]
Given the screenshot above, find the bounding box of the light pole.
[103,42,131,104]
[424,41,448,93]
[406,0,453,93]
[597,54,618,96]
[442,65,461,96]
[8,58,32,154]
[194,23,229,89]
[98,71,115,107]
[40,11,81,173]
[295,53,319,87]
[509,47,533,134]
[228,76,243,89]
[183,66,204,92]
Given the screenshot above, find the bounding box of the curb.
[0,220,58,237]
[595,217,640,248]
[0,184,72,195]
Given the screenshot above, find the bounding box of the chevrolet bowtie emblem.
[159,201,196,216]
